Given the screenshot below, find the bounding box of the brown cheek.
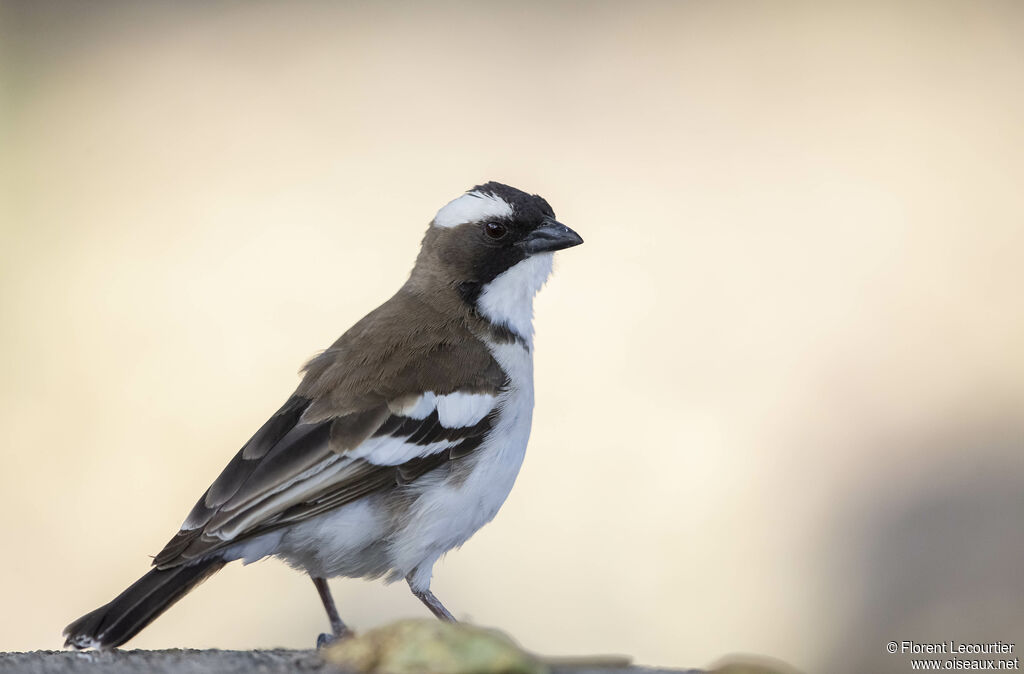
[435,227,483,278]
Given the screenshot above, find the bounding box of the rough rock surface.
[0,650,698,674]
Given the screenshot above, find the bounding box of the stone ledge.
[0,650,698,674]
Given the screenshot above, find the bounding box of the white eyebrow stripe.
[432,191,514,228]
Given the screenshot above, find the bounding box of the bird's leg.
[406,577,457,622]
[312,576,350,648]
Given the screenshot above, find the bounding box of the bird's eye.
[483,222,508,240]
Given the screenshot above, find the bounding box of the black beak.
[518,219,584,255]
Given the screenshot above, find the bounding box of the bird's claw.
[317,630,353,649]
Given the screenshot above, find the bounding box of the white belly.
[387,340,535,588]
[270,340,535,588]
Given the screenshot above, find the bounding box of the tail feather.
[63,558,226,650]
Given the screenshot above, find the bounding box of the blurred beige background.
[2,2,1023,672]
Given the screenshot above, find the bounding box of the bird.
[62,181,583,650]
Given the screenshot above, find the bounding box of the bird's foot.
[316,633,334,649]
[316,629,353,649]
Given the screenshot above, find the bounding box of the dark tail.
[63,557,226,650]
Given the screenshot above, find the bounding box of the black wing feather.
[153,397,496,568]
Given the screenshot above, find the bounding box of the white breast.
[270,340,537,586]
[388,339,535,589]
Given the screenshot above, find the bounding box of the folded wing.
[153,390,499,568]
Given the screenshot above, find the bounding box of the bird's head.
[411,182,582,327]
[407,181,582,343]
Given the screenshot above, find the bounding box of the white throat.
[476,253,554,347]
